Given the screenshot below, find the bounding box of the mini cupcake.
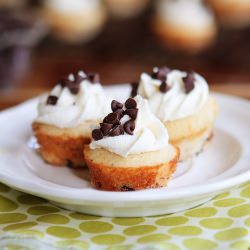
[32,71,109,168]
[41,0,107,43]
[84,96,179,191]
[207,0,250,28]
[104,0,149,19]
[131,67,218,161]
[152,0,217,53]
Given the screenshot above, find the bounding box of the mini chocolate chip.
[109,125,123,137]
[74,73,85,84]
[111,100,123,111]
[183,72,195,93]
[92,129,103,141]
[104,113,120,125]
[130,82,139,97]
[124,119,135,135]
[100,123,113,136]
[120,185,134,191]
[114,109,124,119]
[159,81,170,93]
[125,98,137,109]
[68,83,80,94]
[66,160,73,168]
[124,108,138,120]
[152,66,171,81]
[47,95,58,105]
[87,73,100,83]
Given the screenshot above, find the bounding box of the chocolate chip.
[114,109,124,119]
[109,125,124,137]
[125,98,137,109]
[183,72,195,93]
[46,95,58,105]
[74,73,85,84]
[87,72,100,83]
[111,100,123,112]
[124,108,138,120]
[124,120,135,135]
[159,81,170,93]
[120,185,134,191]
[67,82,80,94]
[92,129,103,141]
[100,123,113,136]
[104,113,120,125]
[152,66,171,81]
[66,160,73,168]
[130,82,139,97]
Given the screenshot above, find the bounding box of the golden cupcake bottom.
[152,18,216,53]
[41,5,107,43]
[84,145,179,191]
[105,0,149,19]
[165,97,218,161]
[32,122,92,168]
[207,0,250,28]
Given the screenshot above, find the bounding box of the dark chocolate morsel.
[114,109,124,119]
[92,129,103,141]
[109,125,123,137]
[111,100,123,112]
[46,95,58,105]
[124,108,138,120]
[159,81,170,93]
[125,98,137,109]
[152,66,171,81]
[183,71,195,94]
[100,123,113,136]
[120,185,134,191]
[87,72,100,83]
[130,82,139,97]
[104,112,120,125]
[124,119,135,135]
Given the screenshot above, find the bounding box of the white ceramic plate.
[0,85,249,217]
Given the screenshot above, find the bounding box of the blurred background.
[0,0,250,110]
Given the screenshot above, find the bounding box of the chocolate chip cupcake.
[104,0,149,19]
[207,0,250,28]
[84,96,179,191]
[152,0,217,53]
[41,0,107,43]
[32,71,109,167]
[132,67,218,161]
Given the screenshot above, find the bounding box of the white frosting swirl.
[35,71,109,128]
[44,0,101,13]
[157,0,214,29]
[90,95,169,157]
[138,70,209,121]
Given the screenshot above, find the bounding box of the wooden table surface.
[1,16,250,110]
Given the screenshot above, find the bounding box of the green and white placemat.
[0,182,249,250]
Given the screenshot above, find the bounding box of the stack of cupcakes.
[33,67,218,191]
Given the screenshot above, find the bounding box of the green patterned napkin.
[0,182,249,250]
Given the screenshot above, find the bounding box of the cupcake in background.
[152,0,217,53]
[84,95,179,191]
[41,0,107,43]
[104,0,149,19]
[32,71,110,168]
[206,0,250,28]
[131,67,218,161]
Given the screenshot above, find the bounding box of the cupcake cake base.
[84,145,179,191]
[32,122,92,167]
